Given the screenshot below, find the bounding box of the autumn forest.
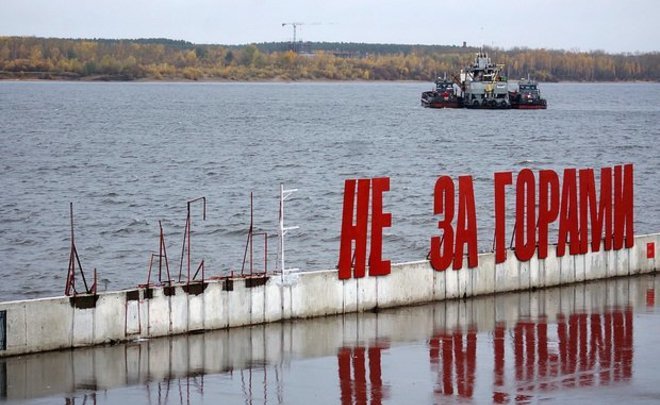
[1,36,658,82]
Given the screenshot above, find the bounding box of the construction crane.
[281,22,304,52]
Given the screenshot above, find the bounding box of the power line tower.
[281,22,304,52]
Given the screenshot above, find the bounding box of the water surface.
[0,81,659,300]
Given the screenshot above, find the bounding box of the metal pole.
[279,184,299,275]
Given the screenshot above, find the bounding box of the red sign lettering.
[538,170,559,259]
[430,175,478,271]
[337,164,635,280]
[515,169,536,261]
[494,172,513,264]
[338,177,392,279]
[430,176,454,271]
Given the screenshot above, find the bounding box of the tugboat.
[421,74,462,108]
[460,50,511,109]
[509,76,548,109]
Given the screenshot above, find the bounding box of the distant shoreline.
[1,72,658,84]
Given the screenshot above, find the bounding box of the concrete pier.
[0,233,657,358]
[1,274,656,402]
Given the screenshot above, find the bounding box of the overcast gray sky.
[2,0,658,53]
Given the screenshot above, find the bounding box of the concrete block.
[72,307,95,347]
[247,282,266,325]
[124,299,140,336]
[187,291,205,331]
[615,249,630,277]
[169,287,189,333]
[2,302,27,350]
[357,276,377,312]
[432,267,446,301]
[587,249,607,281]
[377,261,433,308]
[472,252,495,296]
[605,249,615,278]
[456,266,471,299]
[559,254,575,285]
[202,282,224,330]
[24,297,72,352]
[519,259,531,291]
[575,254,586,282]
[263,281,283,323]
[145,289,170,337]
[280,283,293,321]
[528,254,541,289]
[93,292,124,344]
[632,235,657,274]
[544,245,561,287]
[445,268,460,299]
[495,250,519,293]
[291,270,343,318]
[227,279,251,328]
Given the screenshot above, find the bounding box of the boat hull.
[463,99,511,110]
[512,103,547,110]
[421,92,462,109]
[422,100,462,109]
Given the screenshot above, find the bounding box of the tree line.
[1,36,658,82]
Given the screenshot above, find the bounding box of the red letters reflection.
[493,307,633,401]
[429,327,477,399]
[337,343,390,405]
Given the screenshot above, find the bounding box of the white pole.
[279,184,299,275]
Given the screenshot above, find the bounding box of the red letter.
[430,176,454,271]
[515,169,536,261]
[578,168,595,254]
[494,172,513,264]
[454,176,478,269]
[557,169,580,256]
[538,170,559,259]
[338,179,370,279]
[369,177,392,276]
[579,167,614,253]
[613,164,634,249]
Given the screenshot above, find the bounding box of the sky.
[1,0,658,53]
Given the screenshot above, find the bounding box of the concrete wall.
[0,233,657,358]
[2,274,655,402]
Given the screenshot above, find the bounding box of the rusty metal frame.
[64,203,96,296]
[178,197,206,285]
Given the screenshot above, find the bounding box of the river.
[0,81,659,300]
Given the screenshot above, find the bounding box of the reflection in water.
[429,329,477,399]
[1,275,657,404]
[338,343,389,405]
[492,309,633,403]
